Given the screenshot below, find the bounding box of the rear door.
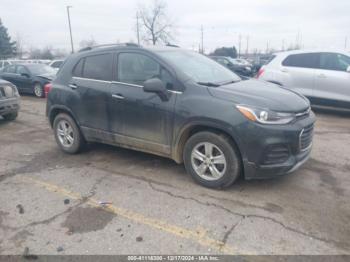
[313,52,350,108]
[15,65,32,91]
[110,51,177,156]
[69,53,113,132]
[280,53,319,97]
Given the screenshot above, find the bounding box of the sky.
[1,0,349,54]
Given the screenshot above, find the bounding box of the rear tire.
[33,83,44,98]
[53,113,85,154]
[3,112,18,121]
[183,131,241,189]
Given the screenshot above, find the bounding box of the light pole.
[66,6,74,53]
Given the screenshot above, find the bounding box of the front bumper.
[239,111,316,180]
[0,97,20,116]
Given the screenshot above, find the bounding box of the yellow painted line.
[20,176,249,255]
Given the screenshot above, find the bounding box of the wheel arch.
[48,105,79,128]
[172,122,245,168]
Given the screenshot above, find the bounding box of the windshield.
[226,57,240,65]
[27,64,56,75]
[157,50,241,84]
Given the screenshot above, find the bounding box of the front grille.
[300,124,314,151]
[262,145,290,165]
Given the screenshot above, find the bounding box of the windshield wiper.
[197,82,221,87]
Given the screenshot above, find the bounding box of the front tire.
[33,83,44,98]
[183,131,241,189]
[53,113,85,154]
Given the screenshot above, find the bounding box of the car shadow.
[83,142,293,192]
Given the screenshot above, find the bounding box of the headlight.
[236,105,295,125]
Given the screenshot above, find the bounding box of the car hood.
[208,79,310,112]
[36,73,55,81]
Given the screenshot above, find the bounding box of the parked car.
[0,64,56,97]
[47,44,315,188]
[0,79,20,121]
[258,50,350,110]
[49,60,64,72]
[210,56,253,77]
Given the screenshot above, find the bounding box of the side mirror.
[21,73,30,78]
[143,78,170,101]
[347,66,350,73]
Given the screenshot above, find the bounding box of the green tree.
[210,46,237,58]
[0,18,16,59]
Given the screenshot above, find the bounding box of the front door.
[110,52,177,156]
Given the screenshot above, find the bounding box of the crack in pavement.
[221,218,244,245]
[147,182,349,251]
[0,172,109,240]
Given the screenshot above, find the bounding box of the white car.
[258,50,350,110]
[0,60,13,70]
[48,60,64,72]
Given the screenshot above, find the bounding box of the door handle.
[69,83,78,89]
[112,94,125,100]
[317,74,327,78]
[281,68,289,73]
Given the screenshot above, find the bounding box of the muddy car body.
[47,44,315,188]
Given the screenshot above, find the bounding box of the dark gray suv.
[46,44,315,188]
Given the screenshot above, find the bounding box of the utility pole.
[238,34,242,58]
[245,35,249,57]
[136,12,140,45]
[66,6,74,53]
[345,37,348,50]
[266,41,269,54]
[200,25,204,54]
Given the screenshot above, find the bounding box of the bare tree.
[79,36,98,49]
[28,46,54,60]
[15,33,24,59]
[137,0,173,45]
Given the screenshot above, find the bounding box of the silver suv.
[258,50,350,110]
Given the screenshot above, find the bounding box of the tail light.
[256,68,265,78]
[44,83,52,98]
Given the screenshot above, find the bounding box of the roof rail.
[78,43,140,52]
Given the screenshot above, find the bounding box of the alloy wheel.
[56,120,74,148]
[191,142,227,181]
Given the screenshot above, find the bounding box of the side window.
[7,65,16,73]
[160,68,174,90]
[83,54,113,81]
[118,53,160,86]
[16,65,29,75]
[4,61,10,67]
[282,53,319,69]
[320,53,350,72]
[72,59,84,77]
